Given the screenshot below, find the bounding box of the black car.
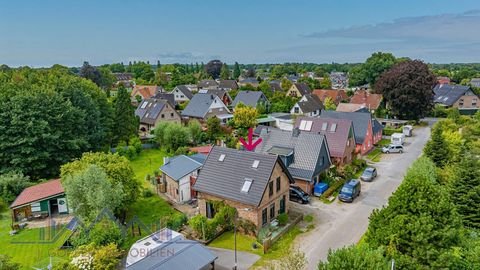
[289,186,310,204]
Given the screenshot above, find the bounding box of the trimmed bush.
[277,213,289,226]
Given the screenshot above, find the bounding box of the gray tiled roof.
[135,98,170,125]
[232,91,267,107]
[294,117,354,158]
[193,146,293,206]
[174,85,194,99]
[470,78,480,88]
[152,93,175,106]
[198,80,218,88]
[433,84,472,106]
[296,94,324,113]
[126,239,216,270]
[218,80,238,90]
[239,77,259,84]
[269,82,283,92]
[181,94,226,119]
[160,155,204,181]
[320,110,372,144]
[293,83,311,96]
[256,128,330,181]
[199,89,230,102]
[372,118,384,135]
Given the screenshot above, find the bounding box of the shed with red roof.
[10,179,69,222]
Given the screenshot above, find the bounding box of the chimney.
[292,127,300,137]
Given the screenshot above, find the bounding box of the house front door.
[280,196,286,214]
[57,198,68,214]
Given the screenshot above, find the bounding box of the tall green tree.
[450,154,480,229]
[366,157,462,268]
[187,120,203,145]
[206,117,222,140]
[363,52,397,85]
[79,61,102,86]
[0,172,32,203]
[0,68,112,179]
[323,97,337,110]
[233,62,241,80]
[112,85,138,144]
[220,63,230,80]
[318,245,389,270]
[61,152,139,218]
[374,60,436,120]
[424,124,451,168]
[63,165,124,222]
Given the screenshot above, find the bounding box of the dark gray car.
[360,167,377,182]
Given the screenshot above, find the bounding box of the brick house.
[193,147,294,232]
[160,154,206,203]
[294,117,356,166]
[135,99,181,136]
[256,127,331,195]
[320,110,376,155]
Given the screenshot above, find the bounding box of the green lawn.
[377,138,390,147]
[366,148,382,162]
[129,148,168,186]
[253,226,302,267]
[0,212,70,269]
[209,231,264,256]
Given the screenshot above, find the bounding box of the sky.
[1,0,480,67]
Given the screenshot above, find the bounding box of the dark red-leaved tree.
[204,60,223,79]
[374,60,436,120]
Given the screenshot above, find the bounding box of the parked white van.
[391,133,405,145]
[403,125,413,137]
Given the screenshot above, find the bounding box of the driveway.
[292,126,431,269]
[208,247,260,270]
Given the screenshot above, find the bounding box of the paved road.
[208,247,260,270]
[292,126,431,269]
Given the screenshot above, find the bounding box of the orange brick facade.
[197,162,290,231]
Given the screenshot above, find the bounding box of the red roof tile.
[312,89,348,105]
[189,145,213,155]
[10,179,64,209]
[336,103,366,112]
[349,90,383,110]
[131,85,161,99]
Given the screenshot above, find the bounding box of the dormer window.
[241,178,253,193]
[330,123,337,132]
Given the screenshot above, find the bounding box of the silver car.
[360,167,377,182]
[382,144,404,154]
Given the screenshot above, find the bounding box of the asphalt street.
[292,126,431,269]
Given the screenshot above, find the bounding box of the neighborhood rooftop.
[193,146,293,206]
[320,110,372,144]
[160,154,206,181]
[231,90,266,107]
[256,128,330,181]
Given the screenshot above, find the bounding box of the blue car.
[338,179,361,203]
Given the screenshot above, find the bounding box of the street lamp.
[233,208,252,270]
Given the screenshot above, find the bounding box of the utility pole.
[233,212,238,270]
